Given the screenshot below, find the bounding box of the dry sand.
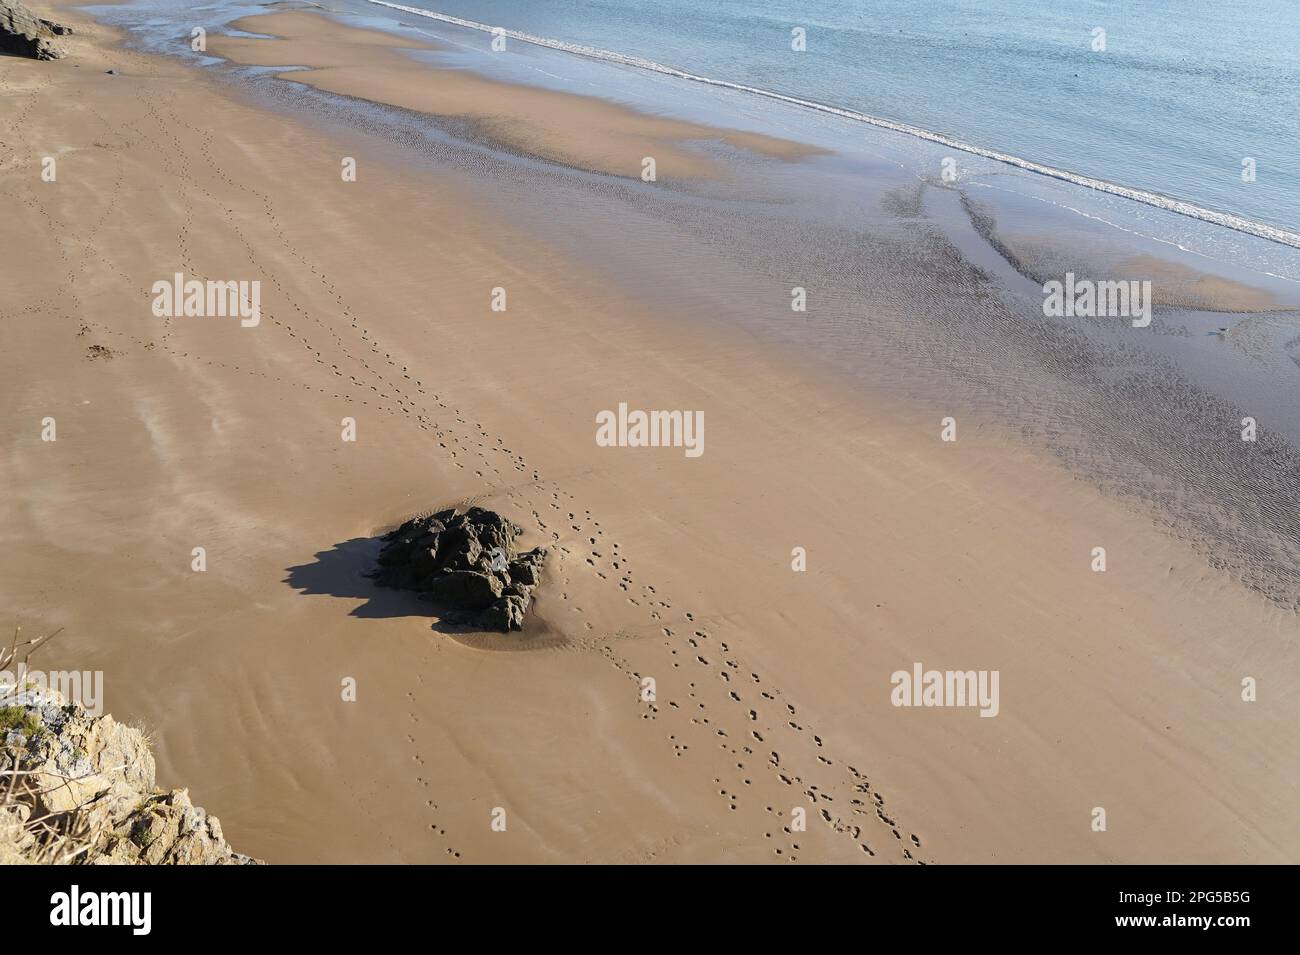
[1,3,1296,863]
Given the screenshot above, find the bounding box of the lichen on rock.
[0,687,260,865]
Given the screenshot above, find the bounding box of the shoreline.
[367,0,1300,249]
[204,9,825,182]
[3,0,1297,864]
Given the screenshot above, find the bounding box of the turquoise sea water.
[380,0,1300,235]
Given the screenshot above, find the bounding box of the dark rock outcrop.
[1,1,71,60]
[373,506,546,632]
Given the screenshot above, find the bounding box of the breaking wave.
[369,0,1300,250]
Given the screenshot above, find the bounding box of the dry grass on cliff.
[1,625,107,864]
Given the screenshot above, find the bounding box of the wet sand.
[209,10,823,180]
[2,2,1297,864]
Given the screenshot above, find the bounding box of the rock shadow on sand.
[283,536,567,652]
[283,537,431,620]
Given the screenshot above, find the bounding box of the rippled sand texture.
[2,3,1297,863]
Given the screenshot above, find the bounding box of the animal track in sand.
[9,68,933,864]
[39,89,525,492]
[404,675,464,863]
[561,503,928,861]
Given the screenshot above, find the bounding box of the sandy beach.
[2,0,1297,865]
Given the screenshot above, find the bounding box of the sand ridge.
[208,10,826,181]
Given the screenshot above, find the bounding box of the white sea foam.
[369,0,1300,250]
